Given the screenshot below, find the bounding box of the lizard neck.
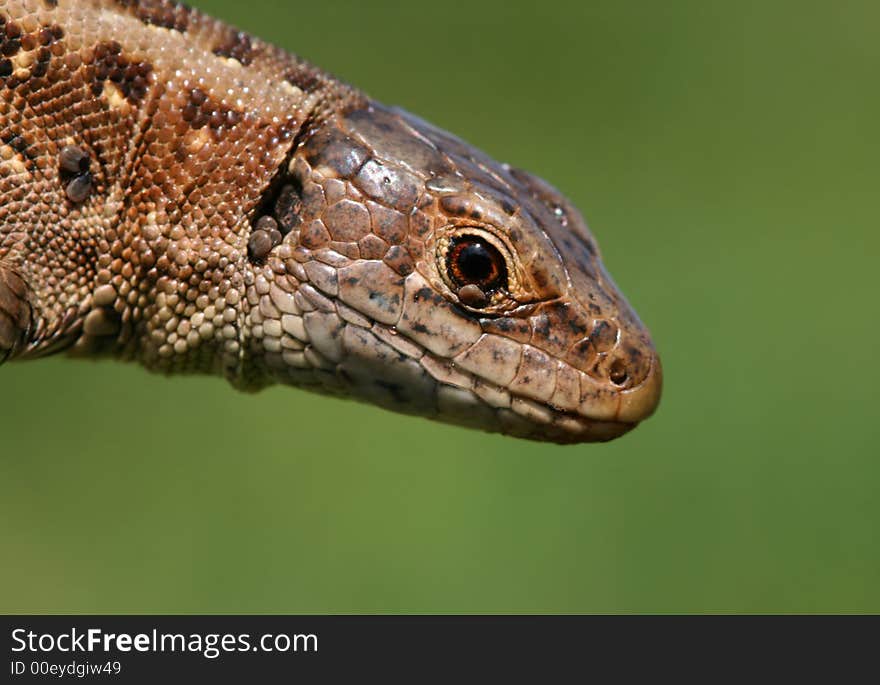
[0,0,363,381]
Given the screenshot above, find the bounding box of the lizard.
[0,0,661,444]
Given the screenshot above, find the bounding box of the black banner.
[2,615,876,681]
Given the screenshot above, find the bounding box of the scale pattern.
[0,0,661,443]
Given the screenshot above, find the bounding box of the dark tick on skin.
[458,284,489,308]
[59,145,92,203]
[247,231,273,262]
[65,174,93,203]
[272,183,303,234]
[59,145,90,174]
[255,215,280,235]
[247,215,283,262]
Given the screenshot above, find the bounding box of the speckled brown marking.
[1,18,22,58]
[0,16,62,87]
[88,40,153,104]
[212,30,254,66]
[182,87,241,133]
[286,65,320,94]
[114,0,189,33]
[1,131,36,169]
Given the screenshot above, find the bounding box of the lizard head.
[248,103,661,443]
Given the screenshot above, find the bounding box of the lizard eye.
[446,235,508,293]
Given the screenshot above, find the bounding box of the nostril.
[609,359,628,386]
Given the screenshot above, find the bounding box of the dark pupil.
[457,242,494,282]
[447,236,506,291]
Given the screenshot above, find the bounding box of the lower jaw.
[511,418,637,445]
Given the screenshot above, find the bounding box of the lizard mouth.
[413,344,662,444]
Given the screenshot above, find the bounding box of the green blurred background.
[1,0,877,613]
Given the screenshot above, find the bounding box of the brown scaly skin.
[0,0,661,443]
